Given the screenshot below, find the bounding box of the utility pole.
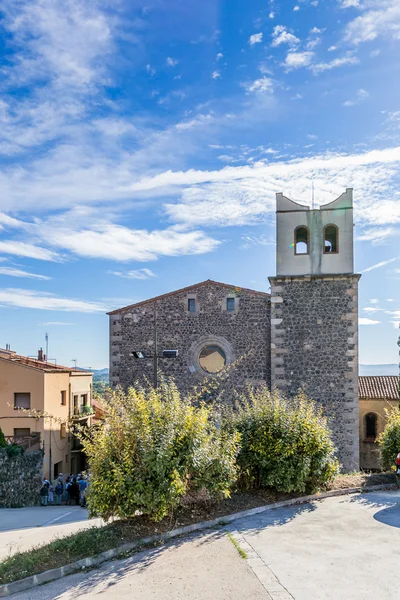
[45,333,49,362]
[153,302,158,388]
[71,359,77,369]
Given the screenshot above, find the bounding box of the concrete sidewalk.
[0,507,103,560]
[9,531,269,600]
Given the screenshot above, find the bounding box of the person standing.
[78,476,88,507]
[396,452,400,474]
[40,481,49,506]
[55,479,63,505]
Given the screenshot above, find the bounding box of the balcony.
[73,404,93,418]
[5,434,41,452]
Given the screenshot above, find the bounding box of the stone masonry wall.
[110,281,271,395]
[0,449,43,507]
[269,275,360,472]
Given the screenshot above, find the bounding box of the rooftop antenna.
[71,358,77,369]
[45,333,48,363]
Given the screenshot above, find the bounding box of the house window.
[188,298,196,313]
[365,413,377,440]
[324,225,338,254]
[14,393,31,409]
[81,394,87,406]
[61,390,66,405]
[73,395,79,415]
[294,226,309,255]
[227,298,235,312]
[14,428,30,438]
[199,346,226,374]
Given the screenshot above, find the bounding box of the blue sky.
[0,0,399,369]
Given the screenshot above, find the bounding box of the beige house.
[359,376,399,471]
[0,347,93,480]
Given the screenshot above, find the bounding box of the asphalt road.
[0,506,103,560]
[5,489,400,599]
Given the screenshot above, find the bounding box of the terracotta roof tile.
[358,376,399,400]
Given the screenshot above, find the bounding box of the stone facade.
[269,275,360,472]
[109,280,271,394]
[0,449,43,507]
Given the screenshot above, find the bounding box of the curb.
[0,482,397,598]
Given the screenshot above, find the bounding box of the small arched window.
[365,413,377,441]
[324,225,338,254]
[294,226,309,255]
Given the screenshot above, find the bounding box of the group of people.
[40,473,88,507]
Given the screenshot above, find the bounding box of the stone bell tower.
[269,189,360,472]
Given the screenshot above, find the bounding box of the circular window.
[199,345,226,374]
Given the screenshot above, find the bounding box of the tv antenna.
[45,333,49,363]
[71,359,77,369]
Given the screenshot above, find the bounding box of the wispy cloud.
[359,318,381,325]
[311,55,359,74]
[241,77,274,94]
[249,33,263,46]
[212,71,221,79]
[0,267,51,280]
[361,258,398,273]
[109,268,157,280]
[343,0,400,45]
[38,321,74,326]
[166,57,179,67]
[0,288,106,312]
[357,227,397,245]
[343,88,370,107]
[0,241,62,261]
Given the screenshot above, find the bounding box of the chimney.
[38,348,44,361]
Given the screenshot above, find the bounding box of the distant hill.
[92,368,109,382]
[359,364,398,376]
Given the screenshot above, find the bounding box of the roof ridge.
[107,279,270,315]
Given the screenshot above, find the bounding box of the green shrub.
[378,407,400,471]
[224,386,339,494]
[0,427,6,448]
[80,381,240,522]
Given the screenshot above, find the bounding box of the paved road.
[0,506,103,560]
[7,489,400,599]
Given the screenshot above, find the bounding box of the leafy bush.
[0,427,6,448]
[224,386,339,494]
[80,381,240,522]
[378,407,400,471]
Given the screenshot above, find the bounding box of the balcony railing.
[5,434,41,452]
[73,404,93,416]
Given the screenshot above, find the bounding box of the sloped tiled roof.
[0,351,92,375]
[107,279,270,315]
[359,376,399,400]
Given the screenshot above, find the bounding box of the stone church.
[109,189,360,471]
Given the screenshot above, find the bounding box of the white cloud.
[359,318,381,325]
[328,45,337,51]
[284,51,314,69]
[216,53,223,61]
[0,241,62,261]
[166,57,178,67]
[387,298,394,302]
[0,267,51,280]
[272,25,300,47]
[218,155,234,162]
[363,306,383,313]
[343,0,400,45]
[0,288,106,312]
[242,77,274,94]
[37,221,220,262]
[340,0,361,7]
[109,268,157,280]
[212,71,221,79]
[343,88,370,107]
[356,227,396,244]
[269,12,275,19]
[293,5,300,11]
[370,299,379,304]
[311,55,359,74]
[361,258,398,273]
[249,33,263,46]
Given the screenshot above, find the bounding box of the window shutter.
[14,393,31,409]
